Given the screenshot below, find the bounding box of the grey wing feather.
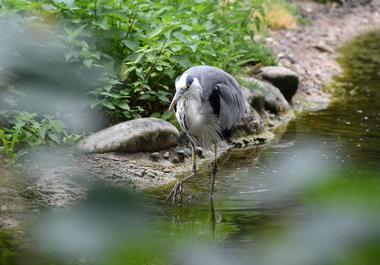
[186,66,246,129]
[215,83,246,129]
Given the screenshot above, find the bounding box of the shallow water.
[153,28,380,261]
[1,29,380,265]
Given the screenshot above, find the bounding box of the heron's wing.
[205,83,245,130]
[186,65,246,129]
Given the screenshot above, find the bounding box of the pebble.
[196,147,204,158]
[175,150,186,162]
[1,205,7,211]
[147,172,156,179]
[171,157,180,164]
[163,168,171,173]
[163,151,170,159]
[150,152,160,162]
[182,147,192,157]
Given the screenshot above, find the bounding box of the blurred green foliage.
[0,111,81,161]
[0,0,275,159]
[315,0,341,3]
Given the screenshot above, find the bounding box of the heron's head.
[169,73,194,111]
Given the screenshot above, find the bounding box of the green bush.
[0,111,81,161]
[0,0,275,159]
[1,0,274,119]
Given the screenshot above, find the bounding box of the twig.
[144,38,168,82]
[125,6,139,40]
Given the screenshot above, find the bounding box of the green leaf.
[138,94,151,100]
[101,101,116,109]
[255,16,261,31]
[48,133,61,144]
[150,112,161,118]
[118,102,131,111]
[148,27,163,39]
[158,95,170,104]
[161,111,173,120]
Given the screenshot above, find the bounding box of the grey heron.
[166,65,246,203]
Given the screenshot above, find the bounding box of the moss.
[336,29,380,89]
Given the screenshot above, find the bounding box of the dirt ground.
[267,0,380,110]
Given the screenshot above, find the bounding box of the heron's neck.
[184,79,202,108]
[181,79,203,130]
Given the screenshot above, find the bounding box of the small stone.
[163,168,171,173]
[150,152,160,162]
[242,138,250,145]
[171,157,180,164]
[196,147,204,158]
[182,147,192,157]
[255,137,267,144]
[265,37,274,43]
[163,151,170,159]
[1,205,7,211]
[175,150,186,162]
[147,172,156,178]
[313,42,333,53]
[233,141,243,148]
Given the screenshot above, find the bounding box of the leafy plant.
[1,0,274,120]
[0,0,276,159]
[0,111,81,161]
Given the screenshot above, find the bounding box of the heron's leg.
[210,143,218,199]
[165,143,197,203]
[210,197,216,239]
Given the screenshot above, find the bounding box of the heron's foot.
[164,181,183,204]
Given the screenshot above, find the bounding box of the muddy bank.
[267,0,380,111]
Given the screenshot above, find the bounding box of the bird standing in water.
[166,65,246,203]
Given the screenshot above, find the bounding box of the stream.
[1,29,380,265]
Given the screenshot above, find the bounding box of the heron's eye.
[186,75,193,88]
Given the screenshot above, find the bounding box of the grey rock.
[182,147,192,157]
[78,118,179,153]
[175,150,186,163]
[234,105,265,136]
[163,152,170,160]
[242,87,265,113]
[232,87,266,137]
[177,131,190,146]
[245,77,290,114]
[171,157,180,164]
[196,147,204,158]
[258,66,299,102]
[150,152,160,162]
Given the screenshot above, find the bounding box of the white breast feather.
[175,77,222,148]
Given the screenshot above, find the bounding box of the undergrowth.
[0,0,278,160]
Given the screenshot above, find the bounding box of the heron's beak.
[169,89,183,111]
